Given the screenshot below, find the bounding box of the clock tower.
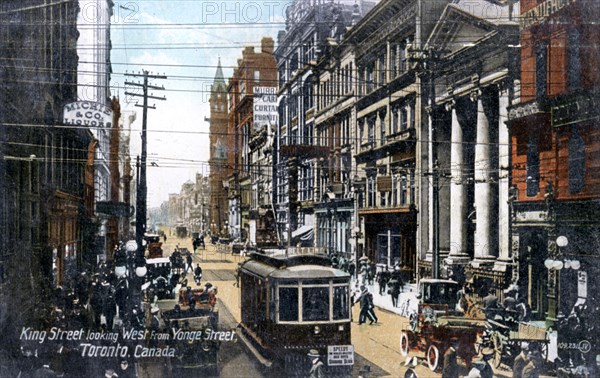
[208,58,229,236]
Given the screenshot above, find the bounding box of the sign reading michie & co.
[63,101,113,128]
[253,86,278,130]
[520,0,577,29]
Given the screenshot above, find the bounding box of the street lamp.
[544,235,580,271]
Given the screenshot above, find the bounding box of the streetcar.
[237,248,353,376]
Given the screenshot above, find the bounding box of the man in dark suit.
[442,339,459,378]
[522,349,542,378]
[512,342,530,378]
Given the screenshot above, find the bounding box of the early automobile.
[399,279,486,371]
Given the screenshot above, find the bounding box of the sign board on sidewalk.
[327,345,354,366]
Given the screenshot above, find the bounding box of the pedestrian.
[366,290,378,324]
[164,234,167,242]
[512,342,529,378]
[355,285,368,324]
[116,359,135,378]
[356,286,376,324]
[377,268,386,296]
[358,365,371,378]
[389,276,401,307]
[482,289,499,319]
[32,361,58,378]
[150,307,161,332]
[348,260,356,278]
[368,262,376,285]
[186,253,193,274]
[442,339,459,378]
[467,348,494,378]
[194,263,203,285]
[307,349,325,378]
[521,349,542,378]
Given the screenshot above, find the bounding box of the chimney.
[261,37,274,54]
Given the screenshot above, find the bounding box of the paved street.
[159,233,439,378]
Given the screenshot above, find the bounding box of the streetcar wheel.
[426,344,440,371]
[491,332,503,369]
[400,332,410,356]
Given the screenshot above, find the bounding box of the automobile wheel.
[400,332,410,356]
[426,344,440,371]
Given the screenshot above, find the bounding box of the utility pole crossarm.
[127,70,167,267]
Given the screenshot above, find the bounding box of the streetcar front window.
[279,287,299,321]
[333,286,350,320]
[302,287,329,321]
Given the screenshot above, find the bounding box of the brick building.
[227,37,278,245]
[507,0,600,350]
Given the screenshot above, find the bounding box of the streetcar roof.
[419,278,459,285]
[271,265,349,279]
[241,260,349,280]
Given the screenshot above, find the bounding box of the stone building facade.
[0,0,92,348]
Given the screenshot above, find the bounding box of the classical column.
[473,89,499,262]
[447,101,469,264]
[497,88,511,262]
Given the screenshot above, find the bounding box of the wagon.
[482,316,549,369]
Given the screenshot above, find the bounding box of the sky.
[107,0,293,207]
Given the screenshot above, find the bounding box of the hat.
[307,349,320,357]
[481,347,495,358]
[151,307,160,314]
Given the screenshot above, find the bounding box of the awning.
[292,225,313,239]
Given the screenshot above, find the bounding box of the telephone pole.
[411,46,446,278]
[125,71,166,267]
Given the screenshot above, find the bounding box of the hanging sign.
[63,101,113,127]
[253,87,278,130]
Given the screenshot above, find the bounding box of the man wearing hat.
[150,306,161,331]
[442,338,459,378]
[307,349,325,378]
[479,348,495,378]
[521,349,542,378]
[512,342,530,378]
